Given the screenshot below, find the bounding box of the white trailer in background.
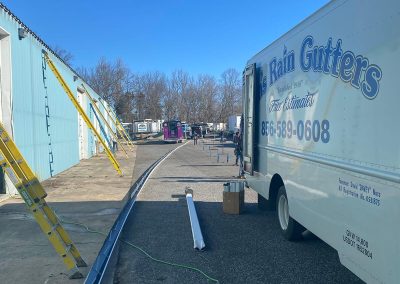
[242,1,399,283]
[212,122,225,131]
[133,119,162,135]
[134,121,149,133]
[149,120,162,133]
[228,115,241,132]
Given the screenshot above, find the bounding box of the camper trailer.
[242,1,400,283]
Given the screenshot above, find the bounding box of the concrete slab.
[0,147,136,284]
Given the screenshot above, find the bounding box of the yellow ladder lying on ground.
[43,50,122,176]
[81,84,129,159]
[0,123,86,279]
[96,97,134,151]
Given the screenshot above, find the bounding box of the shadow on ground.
[0,200,124,283]
[114,199,363,284]
[134,140,175,146]
[151,176,239,183]
[201,143,235,149]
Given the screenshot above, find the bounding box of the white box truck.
[134,121,148,133]
[242,1,399,283]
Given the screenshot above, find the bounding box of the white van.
[243,0,399,283]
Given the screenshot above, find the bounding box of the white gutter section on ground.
[185,188,206,251]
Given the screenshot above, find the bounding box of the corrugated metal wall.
[0,7,114,182]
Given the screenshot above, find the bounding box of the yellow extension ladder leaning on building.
[97,98,134,151]
[42,50,123,176]
[109,106,134,148]
[0,122,86,279]
[80,84,129,158]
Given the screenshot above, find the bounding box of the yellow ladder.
[43,51,122,176]
[96,98,134,151]
[80,84,129,158]
[0,123,86,279]
[107,105,134,147]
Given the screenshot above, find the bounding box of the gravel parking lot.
[114,139,363,284]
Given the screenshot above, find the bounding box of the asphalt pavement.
[114,138,363,284]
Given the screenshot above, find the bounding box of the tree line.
[76,58,242,124]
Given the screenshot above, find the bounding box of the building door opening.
[0,27,14,196]
[0,168,5,194]
[77,88,89,159]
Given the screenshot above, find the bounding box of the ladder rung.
[49,223,60,234]
[32,203,44,212]
[24,180,38,188]
[66,244,73,253]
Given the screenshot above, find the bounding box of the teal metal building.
[0,4,114,196]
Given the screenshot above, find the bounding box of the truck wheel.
[276,186,305,241]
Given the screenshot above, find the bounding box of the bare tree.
[168,70,194,122]
[51,45,74,65]
[78,58,135,122]
[130,74,144,120]
[131,72,166,120]
[77,57,243,126]
[162,84,179,121]
[76,66,90,82]
[218,68,241,123]
[196,74,218,123]
[114,92,134,122]
[83,58,127,105]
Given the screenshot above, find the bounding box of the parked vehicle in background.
[149,120,161,133]
[212,122,226,132]
[133,119,162,139]
[134,121,149,133]
[199,123,210,137]
[242,1,399,283]
[121,123,133,137]
[163,120,183,143]
[191,125,203,138]
[181,122,192,139]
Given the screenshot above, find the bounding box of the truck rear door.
[243,63,255,175]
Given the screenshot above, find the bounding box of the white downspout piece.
[185,189,205,251]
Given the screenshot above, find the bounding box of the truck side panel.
[245,0,400,283]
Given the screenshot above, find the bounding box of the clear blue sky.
[3,0,330,77]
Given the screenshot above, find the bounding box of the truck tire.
[276,186,305,241]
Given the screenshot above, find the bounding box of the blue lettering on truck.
[300,36,382,99]
[261,119,330,143]
[260,35,383,100]
[269,46,295,86]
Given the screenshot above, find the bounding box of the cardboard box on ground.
[223,182,245,214]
